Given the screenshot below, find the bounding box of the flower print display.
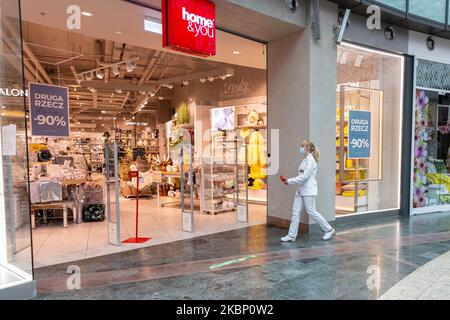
[413,90,430,208]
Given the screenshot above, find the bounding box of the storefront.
[5,0,271,270]
[409,31,450,215]
[335,42,405,217]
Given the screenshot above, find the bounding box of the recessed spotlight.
[115,89,122,94]
[115,31,122,35]
[81,11,93,17]
[233,51,240,55]
[208,77,215,82]
[101,110,106,114]
[183,80,189,86]
[1,106,6,109]
[77,98,80,100]
[1,113,5,116]
[99,117,103,120]
[74,87,77,92]
[200,78,207,83]
[158,97,164,100]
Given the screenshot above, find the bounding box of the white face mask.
[299,147,306,156]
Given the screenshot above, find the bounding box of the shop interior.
[20,21,268,267]
[335,43,403,216]
[413,89,450,211]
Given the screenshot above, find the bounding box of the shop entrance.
[21,21,268,267]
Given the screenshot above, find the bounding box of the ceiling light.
[339,51,348,65]
[126,59,137,73]
[183,80,189,86]
[101,110,106,114]
[150,92,156,97]
[233,51,240,55]
[115,31,122,35]
[208,77,215,82]
[115,88,122,94]
[158,97,164,100]
[162,84,173,89]
[113,117,117,120]
[144,17,163,35]
[139,90,146,95]
[102,124,105,127]
[81,11,93,17]
[88,87,95,93]
[77,74,85,82]
[77,97,80,100]
[74,87,77,92]
[219,75,227,80]
[1,106,6,109]
[96,70,104,79]
[354,55,363,67]
[200,78,207,83]
[99,117,103,120]
[112,64,120,76]
[86,72,94,81]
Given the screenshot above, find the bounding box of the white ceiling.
[20,0,267,70]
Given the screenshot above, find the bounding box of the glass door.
[0,0,34,296]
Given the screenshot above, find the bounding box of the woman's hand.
[280,176,288,185]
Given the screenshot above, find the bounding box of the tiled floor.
[380,251,450,300]
[35,211,450,300]
[32,196,267,268]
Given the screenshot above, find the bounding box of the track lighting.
[85,72,94,81]
[126,59,137,72]
[162,84,173,89]
[219,75,227,80]
[208,77,215,82]
[112,64,120,76]
[200,78,207,83]
[96,70,104,79]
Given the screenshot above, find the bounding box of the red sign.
[162,0,216,57]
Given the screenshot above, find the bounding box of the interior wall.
[267,1,337,228]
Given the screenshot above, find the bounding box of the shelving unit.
[201,139,248,215]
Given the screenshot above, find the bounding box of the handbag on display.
[82,204,105,222]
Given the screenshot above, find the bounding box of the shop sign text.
[162,0,216,57]
[0,88,28,97]
[348,110,371,159]
[29,83,70,137]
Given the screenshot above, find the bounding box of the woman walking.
[280,141,336,241]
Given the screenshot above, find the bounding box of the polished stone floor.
[35,211,450,300]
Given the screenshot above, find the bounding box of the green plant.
[176,102,190,125]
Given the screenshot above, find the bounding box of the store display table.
[31,201,75,228]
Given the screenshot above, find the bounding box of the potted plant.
[176,102,192,129]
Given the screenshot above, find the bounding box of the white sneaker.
[322,228,336,241]
[281,235,296,242]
